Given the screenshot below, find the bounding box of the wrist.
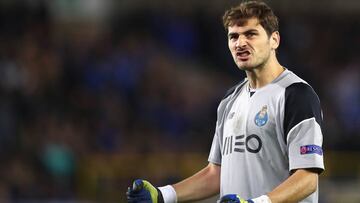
[158,185,177,203]
[250,195,272,203]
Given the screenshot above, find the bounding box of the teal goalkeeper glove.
[126,179,164,203]
[219,194,254,203]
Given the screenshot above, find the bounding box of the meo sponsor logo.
[222,134,262,155]
[300,145,323,155]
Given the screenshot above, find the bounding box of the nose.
[236,36,247,48]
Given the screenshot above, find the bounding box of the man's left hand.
[126,179,164,203]
[219,194,253,203]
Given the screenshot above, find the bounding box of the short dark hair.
[222,0,279,37]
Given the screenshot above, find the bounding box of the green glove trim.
[142,180,160,203]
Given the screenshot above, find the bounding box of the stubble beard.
[235,51,271,72]
[236,58,266,72]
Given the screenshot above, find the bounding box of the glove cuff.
[158,185,177,203]
[250,195,272,203]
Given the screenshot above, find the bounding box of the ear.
[270,31,280,50]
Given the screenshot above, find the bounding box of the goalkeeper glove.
[126,179,164,203]
[220,194,271,203]
[219,194,254,203]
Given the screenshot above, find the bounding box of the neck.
[246,58,284,89]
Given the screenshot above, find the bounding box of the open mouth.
[236,51,250,58]
[236,50,251,60]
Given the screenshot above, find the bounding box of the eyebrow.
[228,29,259,37]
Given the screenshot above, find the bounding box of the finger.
[126,186,133,196]
[127,195,148,203]
[132,179,144,192]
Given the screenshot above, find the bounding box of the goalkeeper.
[127,0,324,202]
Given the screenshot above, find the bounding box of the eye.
[246,32,256,38]
[228,34,238,41]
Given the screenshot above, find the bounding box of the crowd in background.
[0,1,359,202]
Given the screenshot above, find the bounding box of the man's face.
[227,18,279,71]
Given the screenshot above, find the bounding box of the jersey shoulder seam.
[222,79,246,100]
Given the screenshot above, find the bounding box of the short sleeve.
[284,83,324,172]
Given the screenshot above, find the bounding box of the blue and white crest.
[254,105,268,127]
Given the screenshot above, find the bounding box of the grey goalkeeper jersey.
[208,69,324,203]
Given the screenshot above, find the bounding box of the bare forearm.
[172,163,220,202]
[268,169,318,203]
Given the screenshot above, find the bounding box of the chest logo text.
[222,134,262,155]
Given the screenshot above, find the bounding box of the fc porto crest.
[254,105,268,127]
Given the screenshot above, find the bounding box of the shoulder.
[285,82,319,102]
[216,79,246,117]
[284,81,321,115]
[222,79,247,100]
[275,69,307,89]
[283,82,323,139]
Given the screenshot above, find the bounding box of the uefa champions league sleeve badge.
[254,105,268,127]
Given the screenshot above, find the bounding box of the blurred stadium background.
[0,0,359,202]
